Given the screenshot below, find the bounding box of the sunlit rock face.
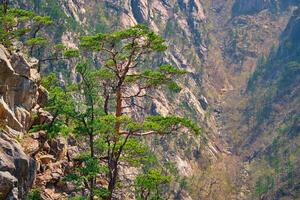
[0,45,45,199]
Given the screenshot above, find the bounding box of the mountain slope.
[241,7,300,199]
[2,0,300,199]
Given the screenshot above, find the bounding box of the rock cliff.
[0,45,46,199]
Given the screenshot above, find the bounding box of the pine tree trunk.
[89,132,94,200]
[107,159,118,200]
[3,0,8,14]
[115,88,122,133]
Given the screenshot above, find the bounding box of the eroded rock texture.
[0,45,45,199]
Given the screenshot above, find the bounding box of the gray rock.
[10,54,31,77]
[0,45,43,199]
[37,86,48,107]
[50,137,67,160]
[67,146,79,161]
[0,171,18,199]
[0,132,37,199]
[199,95,208,110]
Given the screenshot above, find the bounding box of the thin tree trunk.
[3,0,8,14]
[85,91,95,200]
[90,133,94,157]
[88,131,95,200]
[107,156,119,200]
[103,88,109,115]
[115,88,122,133]
[107,133,130,199]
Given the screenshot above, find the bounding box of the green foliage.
[277,60,300,90]
[119,138,156,166]
[0,3,77,73]
[31,73,75,138]
[68,196,88,200]
[77,155,105,178]
[253,114,300,198]
[27,188,42,200]
[32,0,79,31]
[135,169,171,200]
[25,37,47,46]
[33,15,53,25]
[287,61,300,71]
[167,81,181,93]
[80,24,167,52]
[93,188,110,199]
[0,5,53,48]
[247,55,267,92]
[65,154,108,185]
[144,116,201,135]
[255,175,274,196]
[164,161,178,176]
[63,49,80,58]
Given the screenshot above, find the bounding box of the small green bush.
[27,188,42,200]
[255,175,274,196]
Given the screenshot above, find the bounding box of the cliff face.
[232,0,299,16]
[239,7,300,199]
[0,45,47,199]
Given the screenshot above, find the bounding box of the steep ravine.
[203,0,300,199]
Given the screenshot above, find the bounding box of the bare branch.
[119,131,157,136]
[122,85,151,99]
[122,101,145,110]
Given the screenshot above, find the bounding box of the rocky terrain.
[1,0,299,199]
[0,45,84,199]
[0,45,41,199]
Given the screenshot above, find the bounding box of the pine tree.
[40,25,201,200]
[0,1,52,49]
[79,24,200,199]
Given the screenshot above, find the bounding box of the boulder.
[10,54,31,77]
[31,108,53,126]
[22,136,40,155]
[67,146,79,161]
[30,131,46,140]
[0,132,36,199]
[0,97,24,132]
[39,155,55,165]
[0,171,18,199]
[0,46,14,84]
[43,141,51,153]
[15,106,31,130]
[0,45,39,112]
[199,95,209,110]
[37,86,49,107]
[50,137,67,160]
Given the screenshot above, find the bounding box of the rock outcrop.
[0,45,44,199]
